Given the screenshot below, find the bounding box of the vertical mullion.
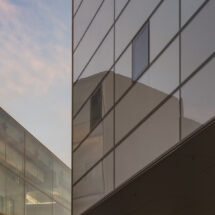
[179,0,182,141]
[4,124,7,215]
[148,20,150,67]
[52,157,54,215]
[113,0,116,190]
[72,0,74,214]
[24,132,26,215]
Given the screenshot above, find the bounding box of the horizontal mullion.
[73,0,132,85]
[73,19,180,150]
[0,161,70,211]
[73,0,106,53]
[72,30,179,152]
[82,115,215,215]
[72,0,164,120]
[73,99,114,152]
[73,52,215,186]
[73,0,84,18]
[73,71,110,118]
[72,0,210,125]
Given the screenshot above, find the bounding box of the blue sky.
[0,0,71,166]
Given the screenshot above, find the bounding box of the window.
[0,196,4,214]
[7,199,14,215]
[132,21,149,81]
[90,86,102,129]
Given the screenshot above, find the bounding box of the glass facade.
[132,22,149,81]
[0,108,71,215]
[72,0,215,214]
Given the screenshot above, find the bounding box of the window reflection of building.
[0,196,4,214]
[90,86,102,129]
[0,108,71,215]
[73,71,203,214]
[7,199,14,215]
[73,0,215,214]
[132,21,149,81]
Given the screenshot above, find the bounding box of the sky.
[0,0,71,167]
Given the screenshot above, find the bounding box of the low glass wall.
[0,108,71,214]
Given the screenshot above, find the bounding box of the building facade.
[0,107,71,215]
[72,0,215,214]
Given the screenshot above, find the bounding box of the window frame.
[90,86,103,130]
[132,21,150,81]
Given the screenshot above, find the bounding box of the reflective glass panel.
[53,159,71,209]
[90,87,102,130]
[115,0,129,18]
[181,0,215,81]
[74,0,103,47]
[0,165,6,215]
[93,121,215,215]
[74,112,113,182]
[181,58,215,139]
[74,29,114,115]
[181,0,206,26]
[150,0,179,61]
[0,110,6,163]
[54,203,70,215]
[132,22,149,81]
[115,0,160,58]
[0,109,24,175]
[25,183,52,215]
[115,45,132,101]
[6,170,24,215]
[0,165,25,215]
[74,0,83,13]
[73,153,113,215]
[25,134,53,196]
[115,38,179,142]
[73,73,114,150]
[115,92,180,187]
[74,0,114,81]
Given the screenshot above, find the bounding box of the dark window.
[90,86,102,129]
[132,21,149,81]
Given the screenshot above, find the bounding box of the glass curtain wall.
[72,0,215,214]
[0,108,71,215]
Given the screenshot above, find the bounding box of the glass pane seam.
[72,0,211,145]
[73,0,132,84]
[74,0,105,53]
[73,52,214,186]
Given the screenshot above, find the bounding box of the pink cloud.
[0,0,17,13]
[0,0,71,98]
